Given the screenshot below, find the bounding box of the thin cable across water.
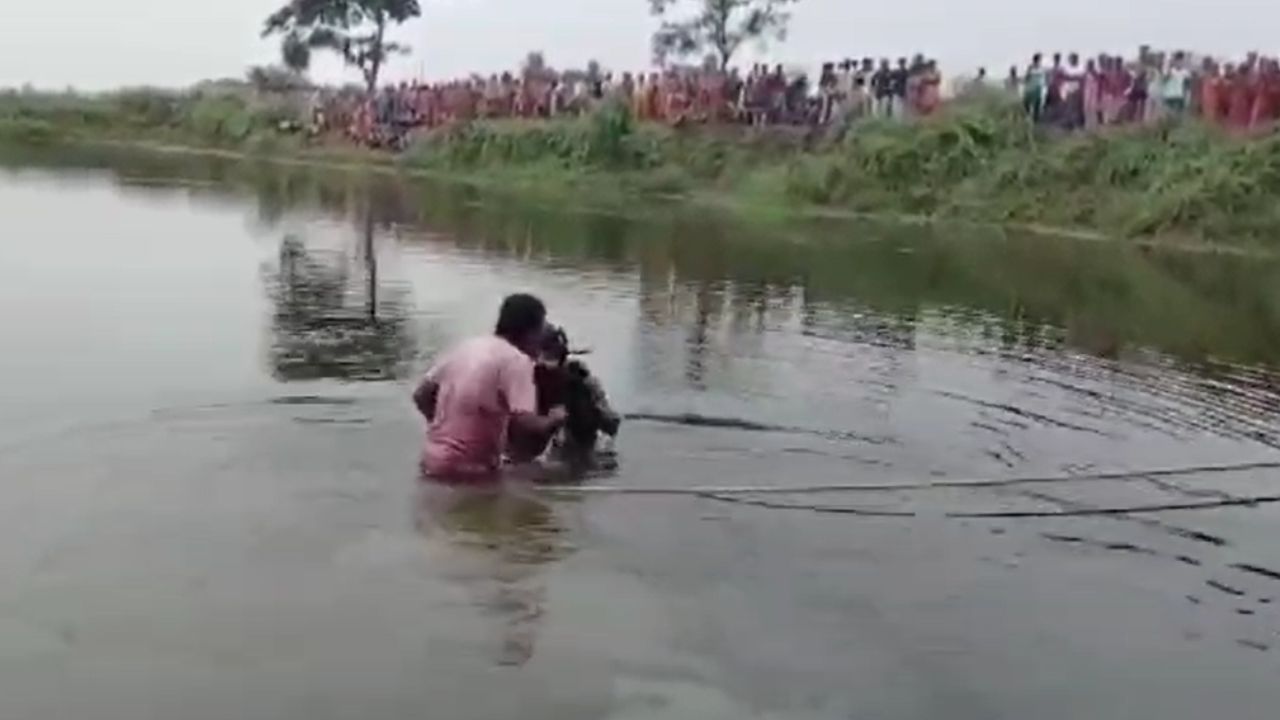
[538,459,1280,497]
[693,491,1280,519]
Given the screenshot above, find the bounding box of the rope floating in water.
[537,459,1280,518]
[537,459,1280,497]
[695,491,1280,519]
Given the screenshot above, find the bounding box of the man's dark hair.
[495,293,547,346]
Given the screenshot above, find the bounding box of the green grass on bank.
[0,88,305,153]
[3,87,1280,246]
[404,97,1280,245]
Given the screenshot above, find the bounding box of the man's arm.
[585,374,621,438]
[504,358,565,442]
[509,407,566,438]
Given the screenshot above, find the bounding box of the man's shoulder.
[440,336,502,362]
[435,336,530,380]
[474,336,533,368]
[458,334,513,353]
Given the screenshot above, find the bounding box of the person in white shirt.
[1162,52,1191,114]
[1061,53,1086,129]
[837,60,856,120]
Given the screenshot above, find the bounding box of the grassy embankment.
[3,87,1280,246]
[0,88,382,166]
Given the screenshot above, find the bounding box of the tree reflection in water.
[266,210,415,381]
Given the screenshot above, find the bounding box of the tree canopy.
[649,0,798,71]
[246,64,313,93]
[262,0,422,93]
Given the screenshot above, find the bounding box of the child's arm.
[585,374,621,437]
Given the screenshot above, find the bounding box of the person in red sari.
[354,99,374,145]
[430,85,445,127]
[453,81,475,123]
[691,71,710,123]
[647,73,664,123]
[665,72,689,125]
[1226,64,1255,132]
[708,70,730,123]
[1269,60,1280,128]
[619,72,636,112]
[1250,59,1279,131]
[1044,53,1065,124]
[1198,59,1222,126]
[1100,56,1128,125]
[631,74,648,121]
[916,60,942,116]
[1081,58,1100,128]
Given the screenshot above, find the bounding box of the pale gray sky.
[1,0,1276,90]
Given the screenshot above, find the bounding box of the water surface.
[3,147,1280,720]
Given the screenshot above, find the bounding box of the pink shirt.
[420,336,537,480]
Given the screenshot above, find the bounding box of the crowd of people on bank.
[306,47,1280,147]
[307,56,950,147]
[1007,48,1280,132]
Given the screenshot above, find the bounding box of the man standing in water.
[413,294,566,482]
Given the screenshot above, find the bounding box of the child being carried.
[506,325,620,470]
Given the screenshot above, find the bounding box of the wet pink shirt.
[419,336,536,480]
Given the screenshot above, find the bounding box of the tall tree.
[262,0,422,93]
[649,0,797,71]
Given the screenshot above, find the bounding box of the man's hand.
[512,406,566,438]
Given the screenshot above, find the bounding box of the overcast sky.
[2,0,1276,89]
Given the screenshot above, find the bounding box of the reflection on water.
[266,211,415,382]
[414,481,575,667]
[14,144,1280,371]
[5,146,1280,719]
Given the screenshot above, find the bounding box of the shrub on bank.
[0,88,298,147]
[761,97,1280,243]
[406,99,661,171]
[0,118,62,145]
[403,98,1280,243]
[0,90,117,131]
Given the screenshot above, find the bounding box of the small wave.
[269,395,359,407]
[1231,563,1280,583]
[933,389,1115,437]
[623,412,895,445]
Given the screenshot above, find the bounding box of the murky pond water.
[3,146,1280,719]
